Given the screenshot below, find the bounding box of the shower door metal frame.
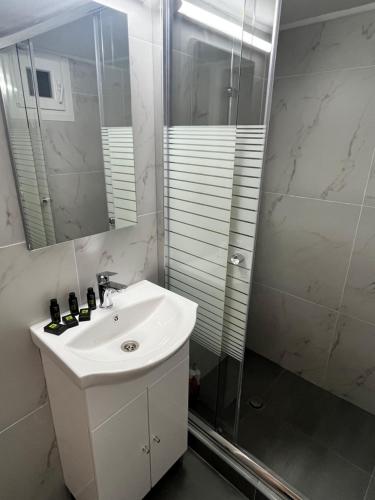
[161,1,306,499]
[232,0,283,440]
[189,413,304,500]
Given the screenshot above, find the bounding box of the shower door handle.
[230,253,244,266]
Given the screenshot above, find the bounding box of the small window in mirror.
[36,70,52,97]
[26,68,53,98]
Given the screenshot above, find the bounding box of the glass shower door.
[164,0,247,439]
[164,0,280,442]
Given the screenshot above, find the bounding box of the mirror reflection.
[0,6,136,250]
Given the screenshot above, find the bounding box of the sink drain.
[121,340,139,352]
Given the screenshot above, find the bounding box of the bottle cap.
[69,292,76,298]
[87,287,94,293]
[50,298,58,305]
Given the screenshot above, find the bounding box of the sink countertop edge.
[30,281,198,389]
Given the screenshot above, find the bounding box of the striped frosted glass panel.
[28,123,56,245]
[222,125,266,360]
[102,126,136,229]
[9,128,50,248]
[165,125,236,356]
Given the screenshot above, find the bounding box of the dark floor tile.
[240,351,375,473]
[365,475,375,499]
[241,350,283,402]
[311,395,375,473]
[238,412,370,500]
[145,449,246,500]
[257,369,327,434]
[266,371,375,472]
[254,492,268,500]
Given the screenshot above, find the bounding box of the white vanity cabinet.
[42,342,189,500]
[148,357,189,486]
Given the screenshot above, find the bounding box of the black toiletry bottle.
[69,292,79,316]
[87,287,96,310]
[50,298,61,323]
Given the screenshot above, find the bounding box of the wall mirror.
[0,4,137,249]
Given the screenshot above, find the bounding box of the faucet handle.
[96,271,117,285]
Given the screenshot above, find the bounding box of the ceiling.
[192,0,375,34]
[0,0,88,38]
[281,0,375,25]
[2,0,375,43]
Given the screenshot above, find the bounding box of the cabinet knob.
[142,445,150,454]
[152,435,161,444]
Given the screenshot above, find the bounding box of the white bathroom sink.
[30,281,197,388]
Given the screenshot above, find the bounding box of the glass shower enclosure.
[163,0,283,490]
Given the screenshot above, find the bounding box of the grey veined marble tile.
[69,59,98,96]
[253,193,360,309]
[74,212,158,298]
[0,404,69,500]
[129,37,157,216]
[247,283,337,385]
[41,93,102,175]
[326,314,375,416]
[171,50,193,126]
[276,9,375,77]
[49,171,108,243]
[342,206,375,324]
[264,67,375,204]
[0,241,79,431]
[364,161,375,207]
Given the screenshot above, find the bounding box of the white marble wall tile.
[129,36,157,216]
[69,59,98,96]
[341,206,375,324]
[42,93,102,175]
[102,65,132,127]
[0,113,24,247]
[0,240,79,431]
[150,0,163,47]
[276,10,375,77]
[74,212,158,297]
[253,193,360,309]
[264,67,375,203]
[364,164,375,207]
[152,43,164,214]
[326,314,375,415]
[171,50,193,125]
[98,0,153,43]
[247,283,337,385]
[0,404,69,500]
[192,59,231,125]
[237,76,265,126]
[49,171,108,243]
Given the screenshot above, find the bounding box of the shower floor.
[238,350,375,500]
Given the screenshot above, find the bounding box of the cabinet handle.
[142,445,150,454]
[230,253,244,266]
[152,435,161,444]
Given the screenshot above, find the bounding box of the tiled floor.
[238,350,375,500]
[145,449,248,499]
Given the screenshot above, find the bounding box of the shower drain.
[248,396,264,410]
[121,340,139,352]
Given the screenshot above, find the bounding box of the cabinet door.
[148,357,189,486]
[91,391,151,500]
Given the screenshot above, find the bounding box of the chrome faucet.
[96,271,127,309]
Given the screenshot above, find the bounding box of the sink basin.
[30,281,198,388]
